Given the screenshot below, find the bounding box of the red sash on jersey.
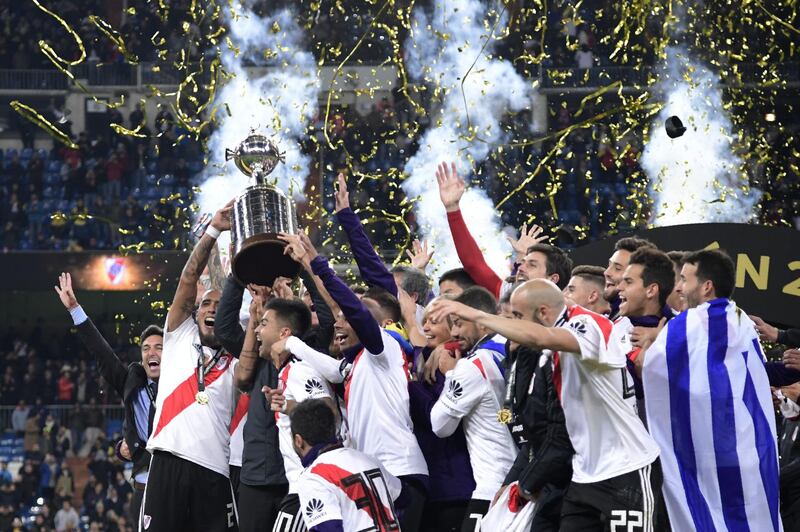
[152,355,232,438]
[343,350,364,409]
[230,393,250,435]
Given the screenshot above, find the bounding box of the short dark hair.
[682,249,736,299]
[455,286,497,315]
[363,287,402,323]
[614,237,656,254]
[392,265,431,302]
[629,248,676,307]
[290,398,337,445]
[666,250,687,269]
[525,244,573,290]
[438,268,476,290]
[139,325,163,344]
[265,298,312,337]
[571,265,606,287]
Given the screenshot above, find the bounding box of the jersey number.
[610,509,643,531]
[341,468,400,531]
[621,368,637,399]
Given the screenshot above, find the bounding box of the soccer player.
[603,237,656,319]
[279,231,428,530]
[563,265,610,315]
[438,268,477,297]
[292,399,401,531]
[430,279,662,531]
[614,247,675,423]
[142,200,240,532]
[642,249,780,531]
[430,287,516,530]
[256,298,336,532]
[664,250,687,313]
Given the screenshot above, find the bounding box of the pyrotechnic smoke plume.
[197,4,318,220]
[403,1,532,276]
[642,46,760,225]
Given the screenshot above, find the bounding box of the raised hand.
[55,272,79,310]
[405,239,434,270]
[435,161,465,213]
[210,198,235,232]
[508,223,549,260]
[297,231,319,262]
[334,173,350,212]
[279,232,311,269]
[272,277,294,299]
[247,284,269,322]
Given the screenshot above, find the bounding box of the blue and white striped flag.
[643,298,781,532]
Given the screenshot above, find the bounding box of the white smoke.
[642,46,760,225]
[197,4,318,219]
[402,1,532,277]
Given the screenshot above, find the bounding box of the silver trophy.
[225,132,301,286]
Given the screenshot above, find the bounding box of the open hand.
[508,223,548,260]
[785,349,800,371]
[272,277,293,299]
[435,161,465,212]
[279,232,312,268]
[405,239,434,270]
[334,173,350,212]
[55,272,79,310]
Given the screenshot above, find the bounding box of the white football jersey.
[553,306,659,483]
[228,393,249,468]
[286,332,428,478]
[147,316,238,477]
[432,348,517,500]
[297,446,401,531]
[613,316,642,363]
[277,358,335,493]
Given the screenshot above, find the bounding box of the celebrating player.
[142,199,240,532]
[430,279,663,530]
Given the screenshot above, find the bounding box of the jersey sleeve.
[563,314,626,368]
[430,357,484,436]
[289,363,335,403]
[297,474,343,528]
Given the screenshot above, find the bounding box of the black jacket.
[504,346,573,494]
[215,272,335,487]
[75,318,152,476]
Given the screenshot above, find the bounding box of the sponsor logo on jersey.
[446,380,463,401]
[569,317,588,335]
[305,378,324,395]
[305,498,325,519]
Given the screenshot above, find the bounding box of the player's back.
[297,445,402,531]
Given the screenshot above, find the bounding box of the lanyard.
[194,344,223,393]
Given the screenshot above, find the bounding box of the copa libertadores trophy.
[224,132,301,286]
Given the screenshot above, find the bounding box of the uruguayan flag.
[643,298,781,532]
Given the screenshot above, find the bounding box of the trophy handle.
[225,148,235,161]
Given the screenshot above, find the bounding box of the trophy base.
[232,233,302,286]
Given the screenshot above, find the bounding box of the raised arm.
[215,275,246,355]
[299,269,336,352]
[334,173,397,294]
[281,232,384,355]
[429,299,580,353]
[167,200,233,332]
[436,161,503,296]
[55,273,127,395]
[234,288,267,391]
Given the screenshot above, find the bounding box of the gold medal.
[195,391,209,405]
[497,408,513,424]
